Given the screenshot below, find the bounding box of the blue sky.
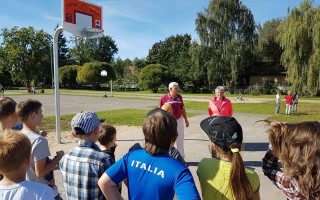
[0,0,319,60]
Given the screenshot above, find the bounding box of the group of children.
[1,96,320,200]
[279,91,299,115]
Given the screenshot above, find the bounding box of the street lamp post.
[101,70,113,97]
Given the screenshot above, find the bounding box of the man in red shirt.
[159,82,189,158]
[208,86,233,117]
[283,91,293,115]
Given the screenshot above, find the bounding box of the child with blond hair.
[263,121,320,199]
[0,129,54,199]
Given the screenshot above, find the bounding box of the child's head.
[266,121,320,197]
[200,116,253,199]
[16,99,43,124]
[288,91,292,95]
[71,111,104,140]
[143,109,177,155]
[0,129,31,175]
[0,97,18,129]
[98,125,117,148]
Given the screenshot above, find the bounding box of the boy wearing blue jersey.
[98,110,200,200]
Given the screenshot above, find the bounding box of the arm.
[181,108,189,127]
[35,151,64,178]
[262,148,302,198]
[98,173,124,200]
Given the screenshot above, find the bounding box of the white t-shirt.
[0,180,54,200]
[276,94,281,103]
[21,131,58,196]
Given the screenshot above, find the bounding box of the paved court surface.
[8,94,286,199]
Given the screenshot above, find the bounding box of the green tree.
[58,65,80,88]
[0,26,52,86]
[77,62,115,88]
[146,34,192,87]
[277,0,320,95]
[69,36,118,65]
[123,66,138,90]
[133,57,147,70]
[138,64,169,93]
[258,18,283,62]
[195,0,257,86]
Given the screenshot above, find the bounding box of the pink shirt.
[208,96,233,117]
[159,93,185,119]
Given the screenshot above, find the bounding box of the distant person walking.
[292,91,299,112]
[283,91,293,115]
[0,85,4,98]
[159,82,189,158]
[276,91,281,115]
[208,86,233,117]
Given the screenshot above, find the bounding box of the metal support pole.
[53,26,63,144]
[111,79,113,97]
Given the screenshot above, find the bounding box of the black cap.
[200,116,243,151]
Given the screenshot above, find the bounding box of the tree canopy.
[195,0,257,86]
[277,0,320,95]
[0,26,52,86]
[77,62,115,86]
[138,64,169,93]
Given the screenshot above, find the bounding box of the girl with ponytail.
[197,116,260,200]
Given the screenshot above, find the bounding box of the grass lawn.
[184,101,320,122]
[39,109,199,132]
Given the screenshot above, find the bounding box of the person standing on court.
[276,91,281,115]
[159,82,189,158]
[208,86,233,117]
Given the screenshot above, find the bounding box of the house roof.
[250,62,286,76]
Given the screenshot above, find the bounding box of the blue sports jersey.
[106,149,200,200]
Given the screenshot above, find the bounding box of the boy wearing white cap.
[59,111,113,200]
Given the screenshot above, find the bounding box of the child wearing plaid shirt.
[262,121,320,199]
[59,111,113,200]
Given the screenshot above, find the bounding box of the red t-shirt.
[284,95,293,105]
[159,93,184,119]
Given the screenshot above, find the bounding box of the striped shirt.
[59,141,112,200]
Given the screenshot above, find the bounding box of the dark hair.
[0,129,31,174]
[98,125,116,146]
[143,111,177,155]
[0,97,16,120]
[16,99,42,122]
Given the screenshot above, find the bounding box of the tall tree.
[0,26,52,86]
[69,35,118,65]
[195,0,257,86]
[277,0,320,95]
[258,18,283,62]
[146,34,192,87]
[138,64,169,93]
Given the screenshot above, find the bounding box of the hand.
[39,130,47,137]
[56,150,65,159]
[185,120,189,128]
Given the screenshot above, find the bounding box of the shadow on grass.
[244,143,269,151]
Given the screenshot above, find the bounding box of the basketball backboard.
[62,0,103,38]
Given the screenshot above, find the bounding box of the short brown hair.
[0,97,16,120]
[98,125,116,146]
[143,111,178,155]
[16,99,42,122]
[0,129,31,174]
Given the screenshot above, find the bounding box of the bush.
[243,89,249,94]
[238,88,244,94]
[138,64,169,93]
[250,90,258,95]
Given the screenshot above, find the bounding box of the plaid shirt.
[262,148,306,200]
[60,141,113,200]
